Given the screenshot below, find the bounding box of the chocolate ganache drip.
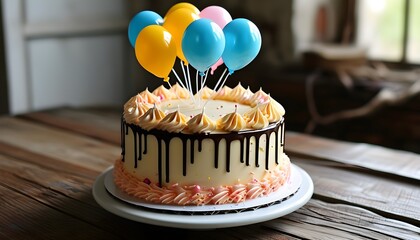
[121,118,285,187]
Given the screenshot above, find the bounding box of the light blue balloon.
[182,19,225,75]
[128,10,163,47]
[222,18,262,74]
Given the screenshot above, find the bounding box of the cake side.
[114,83,291,206]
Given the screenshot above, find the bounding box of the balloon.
[182,19,225,76]
[199,6,232,75]
[163,8,200,65]
[135,25,177,82]
[164,2,200,19]
[128,11,163,47]
[222,18,262,74]
[199,6,232,29]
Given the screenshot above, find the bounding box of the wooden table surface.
[1,107,419,239]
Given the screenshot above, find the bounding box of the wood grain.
[286,132,420,180]
[293,157,420,225]
[0,117,119,172]
[264,200,420,240]
[21,108,120,145]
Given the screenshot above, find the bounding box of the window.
[356,0,420,64]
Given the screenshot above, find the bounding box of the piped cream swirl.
[138,105,166,130]
[156,110,188,133]
[183,111,217,134]
[139,88,161,104]
[244,107,269,129]
[152,85,175,101]
[170,83,190,99]
[217,109,247,132]
[259,98,285,122]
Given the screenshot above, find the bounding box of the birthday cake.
[114,3,291,206]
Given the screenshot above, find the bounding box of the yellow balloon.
[165,2,200,18]
[135,25,176,82]
[163,8,199,65]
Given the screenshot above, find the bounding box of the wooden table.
[1,107,419,239]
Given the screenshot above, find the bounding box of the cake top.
[126,3,284,133]
[123,82,285,134]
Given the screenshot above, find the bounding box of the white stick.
[171,68,187,90]
[195,69,199,95]
[186,64,195,104]
[213,68,227,92]
[216,72,230,93]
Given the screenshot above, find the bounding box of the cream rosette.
[217,109,247,132]
[156,110,188,133]
[195,86,214,99]
[226,82,247,102]
[214,85,232,101]
[244,107,269,129]
[249,88,270,107]
[138,105,166,131]
[152,85,175,101]
[183,111,217,134]
[259,98,285,122]
[123,94,151,124]
[169,83,190,99]
[139,88,161,104]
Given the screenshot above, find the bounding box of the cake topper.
[129,2,262,104]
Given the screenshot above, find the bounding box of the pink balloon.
[199,6,232,29]
[199,6,232,74]
[210,58,223,75]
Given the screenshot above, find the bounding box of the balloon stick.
[171,68,187,90]
[216,71,230,93]
[195,70,199,95]
[186,64,195,104]
[212,68,227,93]
[179,60,195,102]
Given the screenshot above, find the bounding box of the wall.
[2,0,136,114]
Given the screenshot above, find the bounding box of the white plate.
[104,164,302,213]
[92,163,313,229]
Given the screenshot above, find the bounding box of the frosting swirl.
[249,88,270,107]
[123,94,151,124]
[170,83,190,99]
[139,88,161,104]
[259,98,284,122]
[138,105,166,130]
[214,85,232,101]
[244,107,269,129]
[183,111,217,134]
[238,86,254,105]
[152,85,175,101]
[217,108,247,132]
[227,82,247,101]
[195,86,214,99]
[156,110,188,133]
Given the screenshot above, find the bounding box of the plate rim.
[92,163,314,229]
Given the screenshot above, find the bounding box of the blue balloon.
[222,18,262,74]
[128,11,163,47]
[182,19,225,75]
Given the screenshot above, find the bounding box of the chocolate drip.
[138,132,142,160]
[255,136,260,167]
[245,137,250,166]
[190,139,195,164]
[120,118,285,187]
[265,134,270,170]
[182,138,187,176]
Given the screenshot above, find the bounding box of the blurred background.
[0,0,419,153]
